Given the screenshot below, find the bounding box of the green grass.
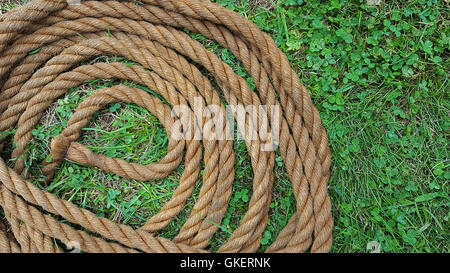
[0,0,27,13]
[0,0,448,253]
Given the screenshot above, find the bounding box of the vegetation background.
[0,0,448,252]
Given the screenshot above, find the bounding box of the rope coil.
[0,0,333,253]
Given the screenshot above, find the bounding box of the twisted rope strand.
[0,0,333,253]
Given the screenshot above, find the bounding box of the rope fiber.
[0,0,333,253]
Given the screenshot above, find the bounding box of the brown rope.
[0,0,333,253]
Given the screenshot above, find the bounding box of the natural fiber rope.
[0,0,333,253]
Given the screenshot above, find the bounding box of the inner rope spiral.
[0,0,333,253]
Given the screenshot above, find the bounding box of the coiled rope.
[0,0,333,253]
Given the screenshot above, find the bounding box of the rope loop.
[0,0,333,253]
